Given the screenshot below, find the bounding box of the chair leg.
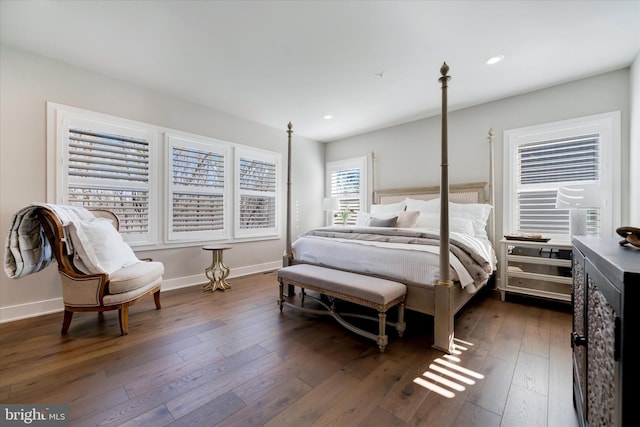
[154,289,161,309]
[61,309,73,334]
[119,305,129,336]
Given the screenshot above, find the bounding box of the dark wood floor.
[0,270,579,427]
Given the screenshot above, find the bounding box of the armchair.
[36,207,162,335]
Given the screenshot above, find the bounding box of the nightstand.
[499,238,573,302]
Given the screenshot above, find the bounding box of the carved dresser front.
[572,236,639,427]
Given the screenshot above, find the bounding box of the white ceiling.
[1,1,639,142]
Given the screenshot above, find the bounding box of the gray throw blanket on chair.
[4,203,94,279]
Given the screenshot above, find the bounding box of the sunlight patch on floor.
[413,377,456,398]
[412,337,485,398]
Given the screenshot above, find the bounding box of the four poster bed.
[281,64,497,354]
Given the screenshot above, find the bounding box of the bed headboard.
[374,182,489,205]
[373,181,494,246]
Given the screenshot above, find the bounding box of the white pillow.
[370,200,406,214]
[355,211,371,226]
[66,218,140,275]
[356,210,419,228]
[414,212,439,229]
[450,202,493,239]
[407,198,492,238]
[404,197,439,212]
[396,210,420,228]
[415,212,476,236]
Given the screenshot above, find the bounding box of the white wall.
[0,44,325,322]
[327,68,633,236]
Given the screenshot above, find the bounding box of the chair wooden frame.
[36,207,161,335]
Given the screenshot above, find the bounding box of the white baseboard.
[0,298,65,324]
[161,260,281,291]
[0,260,282,324]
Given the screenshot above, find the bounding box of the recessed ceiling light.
[486,55,504,65]
[323,115,333,120]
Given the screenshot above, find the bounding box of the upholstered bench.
[277,264,407,353]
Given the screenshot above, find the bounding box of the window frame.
[165,131,231,243]
[47,102,282,249]
[234,146,282,240]
[47,103,160,246]
[325,156,368,225]
[503,111,621,241]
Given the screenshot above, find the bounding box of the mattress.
[292,226,496,293]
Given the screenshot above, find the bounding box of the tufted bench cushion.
[277,263,406,352]
[277,264,406,307]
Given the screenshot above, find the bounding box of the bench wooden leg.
[396,302,406,338]
[377,311,388,353]
[278,280,284,312]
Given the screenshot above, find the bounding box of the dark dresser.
[572,236,639,427]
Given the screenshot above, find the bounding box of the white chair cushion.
[108,261,164,294]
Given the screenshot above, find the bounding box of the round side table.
[202,245,232,292]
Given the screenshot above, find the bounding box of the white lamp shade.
[555,184,603,209]
[322,197,340,211]
[555,183,603,237]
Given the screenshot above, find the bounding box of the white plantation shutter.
[505,112,620,241]
[519,135,599,184]
[239,159,276,228]
[50,103,285,248]
[235,148,280,238]
[516,135,600,236]
[168,135,228,241]
[326,157,367,225]
[63,119,156,245]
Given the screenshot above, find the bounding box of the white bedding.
[292,226,496,293]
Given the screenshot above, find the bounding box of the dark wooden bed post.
[434,62,455,354]
[283,122,295,295]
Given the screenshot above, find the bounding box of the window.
[47,102,281,248]
[234,147,281,239]
[326,157,367,225]
[504,112,620,241]
[167,133,229,242]
[48,109,159,245]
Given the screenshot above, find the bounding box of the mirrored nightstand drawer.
[507,245,572,261]
[499,239,573,303]
[507,258,572,278]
